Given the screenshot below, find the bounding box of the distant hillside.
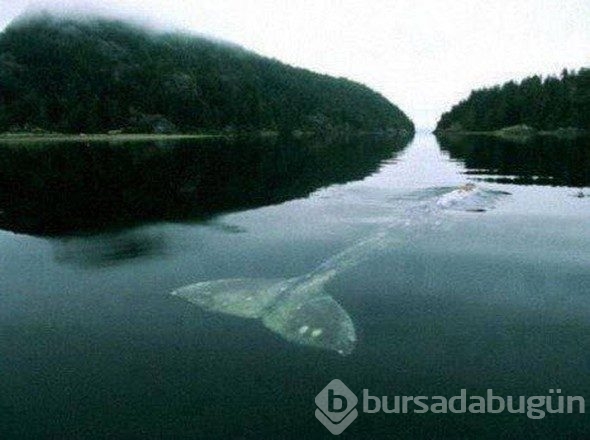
[0,14,414,135]
[436,69,590,133]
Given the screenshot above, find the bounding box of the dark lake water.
[1,132,589,439]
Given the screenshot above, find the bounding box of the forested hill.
[0,14,414,135]
[436,69,590,132]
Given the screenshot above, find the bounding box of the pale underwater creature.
[171,273,357,355]
[171,184,509,356]
[171,261,362,356]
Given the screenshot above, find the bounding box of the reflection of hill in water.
[0,134,411,236]
[437,134,590,187]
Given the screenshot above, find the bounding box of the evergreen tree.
[0,14,414,135]
[436,69,590,132]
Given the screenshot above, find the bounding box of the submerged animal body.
[171,231,392,356]
[171,184,509,356]
[172,271,357,355]
[435,183,509,212]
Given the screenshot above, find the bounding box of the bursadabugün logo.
[315,379,359,435]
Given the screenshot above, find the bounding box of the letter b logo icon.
[315,379,358,435]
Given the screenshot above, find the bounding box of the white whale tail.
[171,277,357,356]
[171,185,510,356]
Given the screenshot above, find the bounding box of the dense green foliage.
[436,69,590,132]
[0,14,413,134]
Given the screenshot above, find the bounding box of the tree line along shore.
[0,14,414,139]
[435,69,590,140]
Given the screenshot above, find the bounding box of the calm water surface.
[1,132,589,439]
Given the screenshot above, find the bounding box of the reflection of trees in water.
[53,230,167,268]
[437,134,590,187]
[0,133,412,235]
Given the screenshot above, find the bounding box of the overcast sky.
[1,0,589,128]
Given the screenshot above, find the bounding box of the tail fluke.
[171,278,286,319]
[171,277,356,356]
[262,293,356,356]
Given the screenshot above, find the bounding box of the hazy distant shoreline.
[0,132,229,144]
[0,128,415,145]
[434,125,590,142]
